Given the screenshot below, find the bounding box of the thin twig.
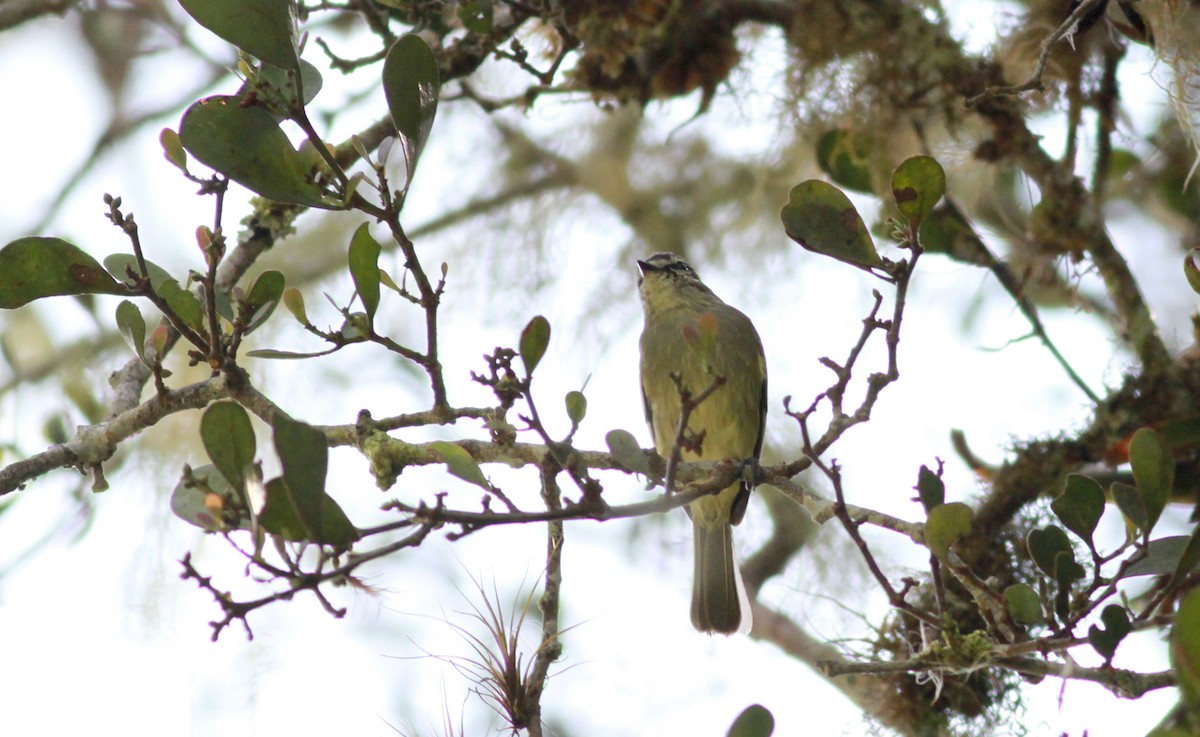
[965,0,1108,107]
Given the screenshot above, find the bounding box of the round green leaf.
[0,237,125,308]
[780,180,882,270]
[815,129,874,193]
[1051,473,1105,546]
[429,440,490,490]
[383,34,441,183]
[348,224,382,323]
[201,401,257,494]
[1130,426,1173,533]
[1003,583,1043,625]
[926,501,972,560]
[727,704,774,737]
[1027,525,1077,579]
[891,155,946,226]
[519,315,551,375]
[115,300,147,365]
[178,0,299,71]
[179,96,334,207]
[606,429,650,475]
[565,390,587,425]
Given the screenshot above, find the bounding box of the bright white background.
[0,3,1192,736]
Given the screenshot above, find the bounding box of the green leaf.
[340,312,370,340]
[1051,474,1106,547]
[201,401,257,493]
[237,59,324,118]
[178,0,299,70]
[243,270,285,333]
[1087,604,1131,663]
[891,155,946,227]
[179,95,334,207]
[519,315,550,375]
[565,390,587,425]
[0,237,125,308]
[780,180,882,270]
[348,224,383,323]
[383,34,441,182]
[379,268,403,295]
[258,476,306,540]
[915,464,944,512]
[1003,583,1043,625]
[1168,528,1200,593]
[727,704,774,737]
[148,324,171,365]
[925,502,972,560]
[1159,417,1200,455]
[115,300,147,365]
[1122,535,1200,580]
[259,476,357,545]
[247,347,339,360]
[1172,588,1200,723]
[815,129,874,193]
[1130,427,1173,534]
[318,495,358,549]
[170,464,248,532]
[282,287,309,326]
[918,203,992,265]
[160,127,188,172]
[606,429,650,475]
[457,0,493,33]
[1185,249,1200,296]
[102,253,173,290]
[1052,550,1086,586]
[1111,481,1148,532]
[158,278,205,332]
[429,440,490,490]
[1027,526,1080,580]
[272,413,340,544]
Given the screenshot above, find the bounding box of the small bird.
[637,252,767,634]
